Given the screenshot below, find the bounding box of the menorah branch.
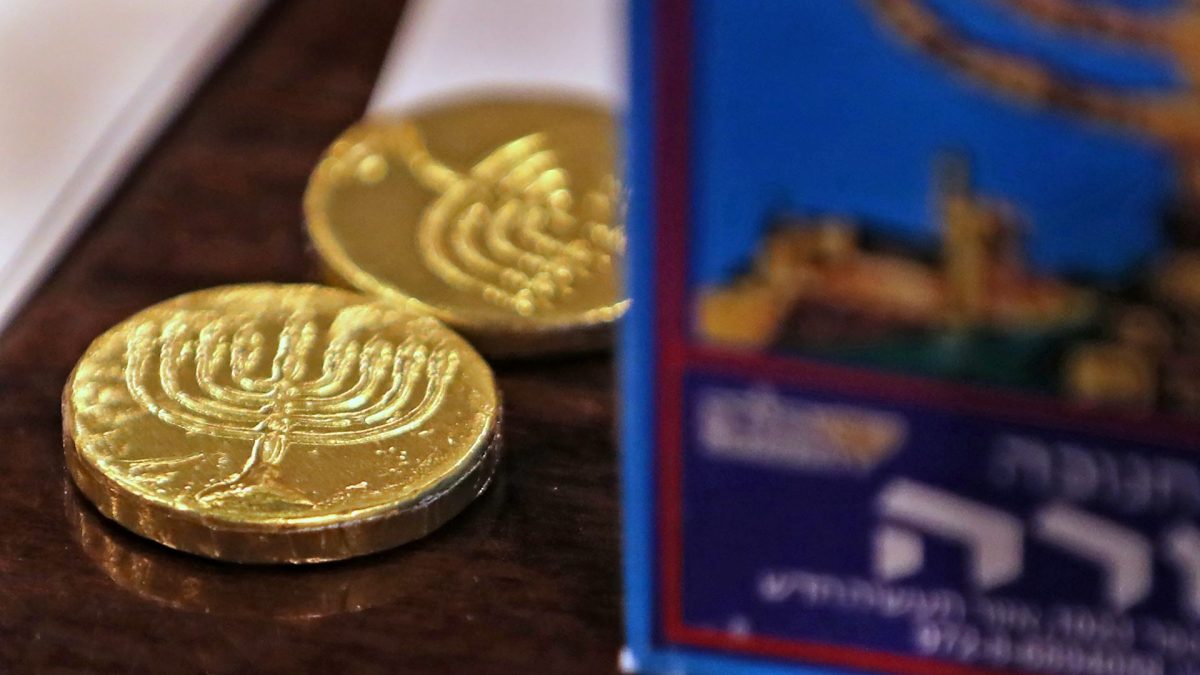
[125,312,459,505]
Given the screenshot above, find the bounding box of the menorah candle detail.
[123,309,458,505]
[396,123,624,317]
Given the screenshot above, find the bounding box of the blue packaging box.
[622,1,1200,673]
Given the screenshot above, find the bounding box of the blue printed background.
[689,0,1182,288]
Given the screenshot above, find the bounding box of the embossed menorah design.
[124,310,458,505]
[395,123,625,317]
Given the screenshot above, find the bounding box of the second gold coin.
[304,98,628,356]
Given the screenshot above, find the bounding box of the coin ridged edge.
[63,404,502,564]
[313,253,620,357]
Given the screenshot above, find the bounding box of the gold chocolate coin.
[63,284,500,563]
[304,98,628,356]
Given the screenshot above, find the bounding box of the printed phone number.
[915,621,1163,675]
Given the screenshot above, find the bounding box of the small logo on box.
[697,386,907,472]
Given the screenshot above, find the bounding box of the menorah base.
[196,475,317,510]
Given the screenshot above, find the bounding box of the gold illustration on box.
[123,308,457,506]
[395,123,624,317]
[869,0,1200,199]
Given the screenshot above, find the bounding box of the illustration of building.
[697,155,1092,352]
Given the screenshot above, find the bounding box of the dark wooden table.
[0,2,622,672]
